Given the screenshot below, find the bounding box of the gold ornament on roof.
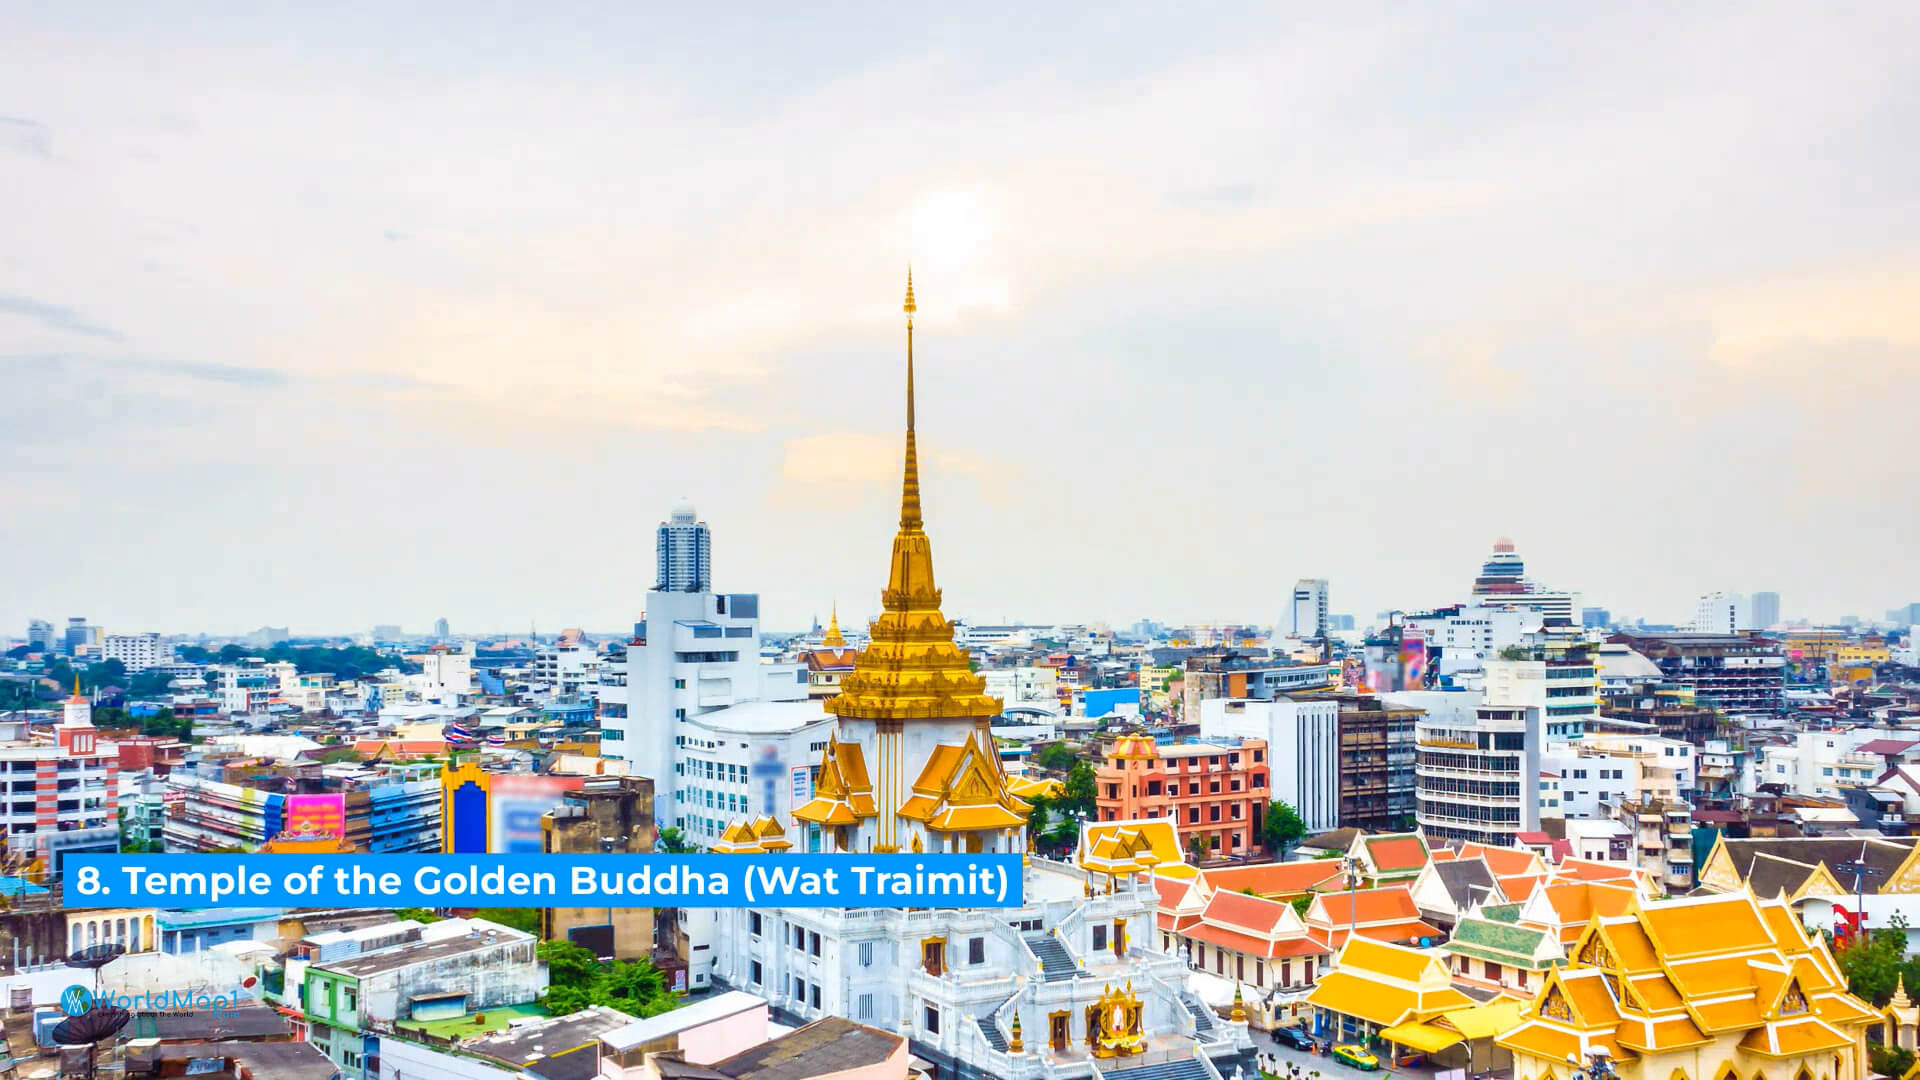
[825,272,1001,723]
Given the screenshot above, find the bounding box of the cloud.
[0,295,120,341]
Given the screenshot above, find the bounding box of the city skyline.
[4,4,1917,634]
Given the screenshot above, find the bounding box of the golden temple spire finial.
[822,604,847,648]
[899,267,922,532]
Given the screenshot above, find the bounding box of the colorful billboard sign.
[488,775,584,854]
[283,794,347,841]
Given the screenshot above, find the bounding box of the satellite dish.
[52,1004,130,1045]
[67,944,125,969]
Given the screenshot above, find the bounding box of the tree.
[1262,800,1307,858]
[657,827,698,854]
[474,908,540,934]
[1059,761,1097,818]
[537,939,680,1018]
[1031,743,1079,773]
[395,907,443,924]
[1835,916,1917,1007]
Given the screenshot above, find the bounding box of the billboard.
[750,744,784,819]
[488,775,584,854]
[283,794,347,841]
[790,766,812,823]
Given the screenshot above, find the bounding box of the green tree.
[1835,916,1918,1007]
[395,907,444,925]
[1024,792,1054,848]
[540,939,598,983]
[1031,743,1079,773]
[90,659,128,690]
[474,908,540,934]
[1059,761,1097,818]
[1262,800,1307,858]
[656,827,699,854]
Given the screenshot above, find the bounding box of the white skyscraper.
[656,502,712,592]
[1750,591,1781,630]
[1693,592,1752,633]
[599,506,806,820]
[1290,577,1329,639]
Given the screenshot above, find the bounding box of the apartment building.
[1095,735,1271,858]
[0,694,118,871]
[1608,631,1785,714]
[102,632,168,673]
[1335,695,1418,831]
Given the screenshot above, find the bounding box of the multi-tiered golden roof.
[825,271,1001,722]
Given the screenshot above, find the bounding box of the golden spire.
[900,267,921,531]
[825,273,999,722]
[822,604,847,649]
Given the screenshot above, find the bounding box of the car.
[1273,1025,1314,1050]
[1332,1045,1379,1071]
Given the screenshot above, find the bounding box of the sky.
[3,3,1918,638]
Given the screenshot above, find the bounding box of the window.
[674,679,686,689]
[794,926,806,949]
[858,993,874,1020]
[795,977,806,1001]
[811,984,821,1009]
[860,941,874,966]
[751,960,763,985]
[969,937,985,965]
[810,932,822,956]
[925,1006,941,1034]
[1093,925,1108,951]
[1187,807,1199,823]
[1209,805,1221,822]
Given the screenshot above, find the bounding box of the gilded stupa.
[788,273,1030,854]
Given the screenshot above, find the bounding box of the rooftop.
[315,926,530,977]
[687,700,835,735]
[603,990,766,1051]
[710,1016,905,1080]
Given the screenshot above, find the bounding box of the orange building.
[1095,735,1271,859]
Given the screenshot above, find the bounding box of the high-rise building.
[1691,592,1751,633]
[1290,578,1329,640]
[63,617,91,656]
[1410,688,1542,848]
[656,502,713,592]
[1749,591,1781,630]
[1333,695,1419,831]
[25,619,52,652]
[597,507,807,819]
[103,632,168,673]
[433,616,450,640]
[1466,538,1579,626]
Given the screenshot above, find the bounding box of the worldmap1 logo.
[59,985,92,1017]
[60,983,256,1015]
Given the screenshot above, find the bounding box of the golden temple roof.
[825,273,1000,722]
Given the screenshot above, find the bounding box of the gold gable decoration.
[793,735,879,827]
[825,273,1001,724]
[898,732,1031,833]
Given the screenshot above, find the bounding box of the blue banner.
[64,854,1022,909]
